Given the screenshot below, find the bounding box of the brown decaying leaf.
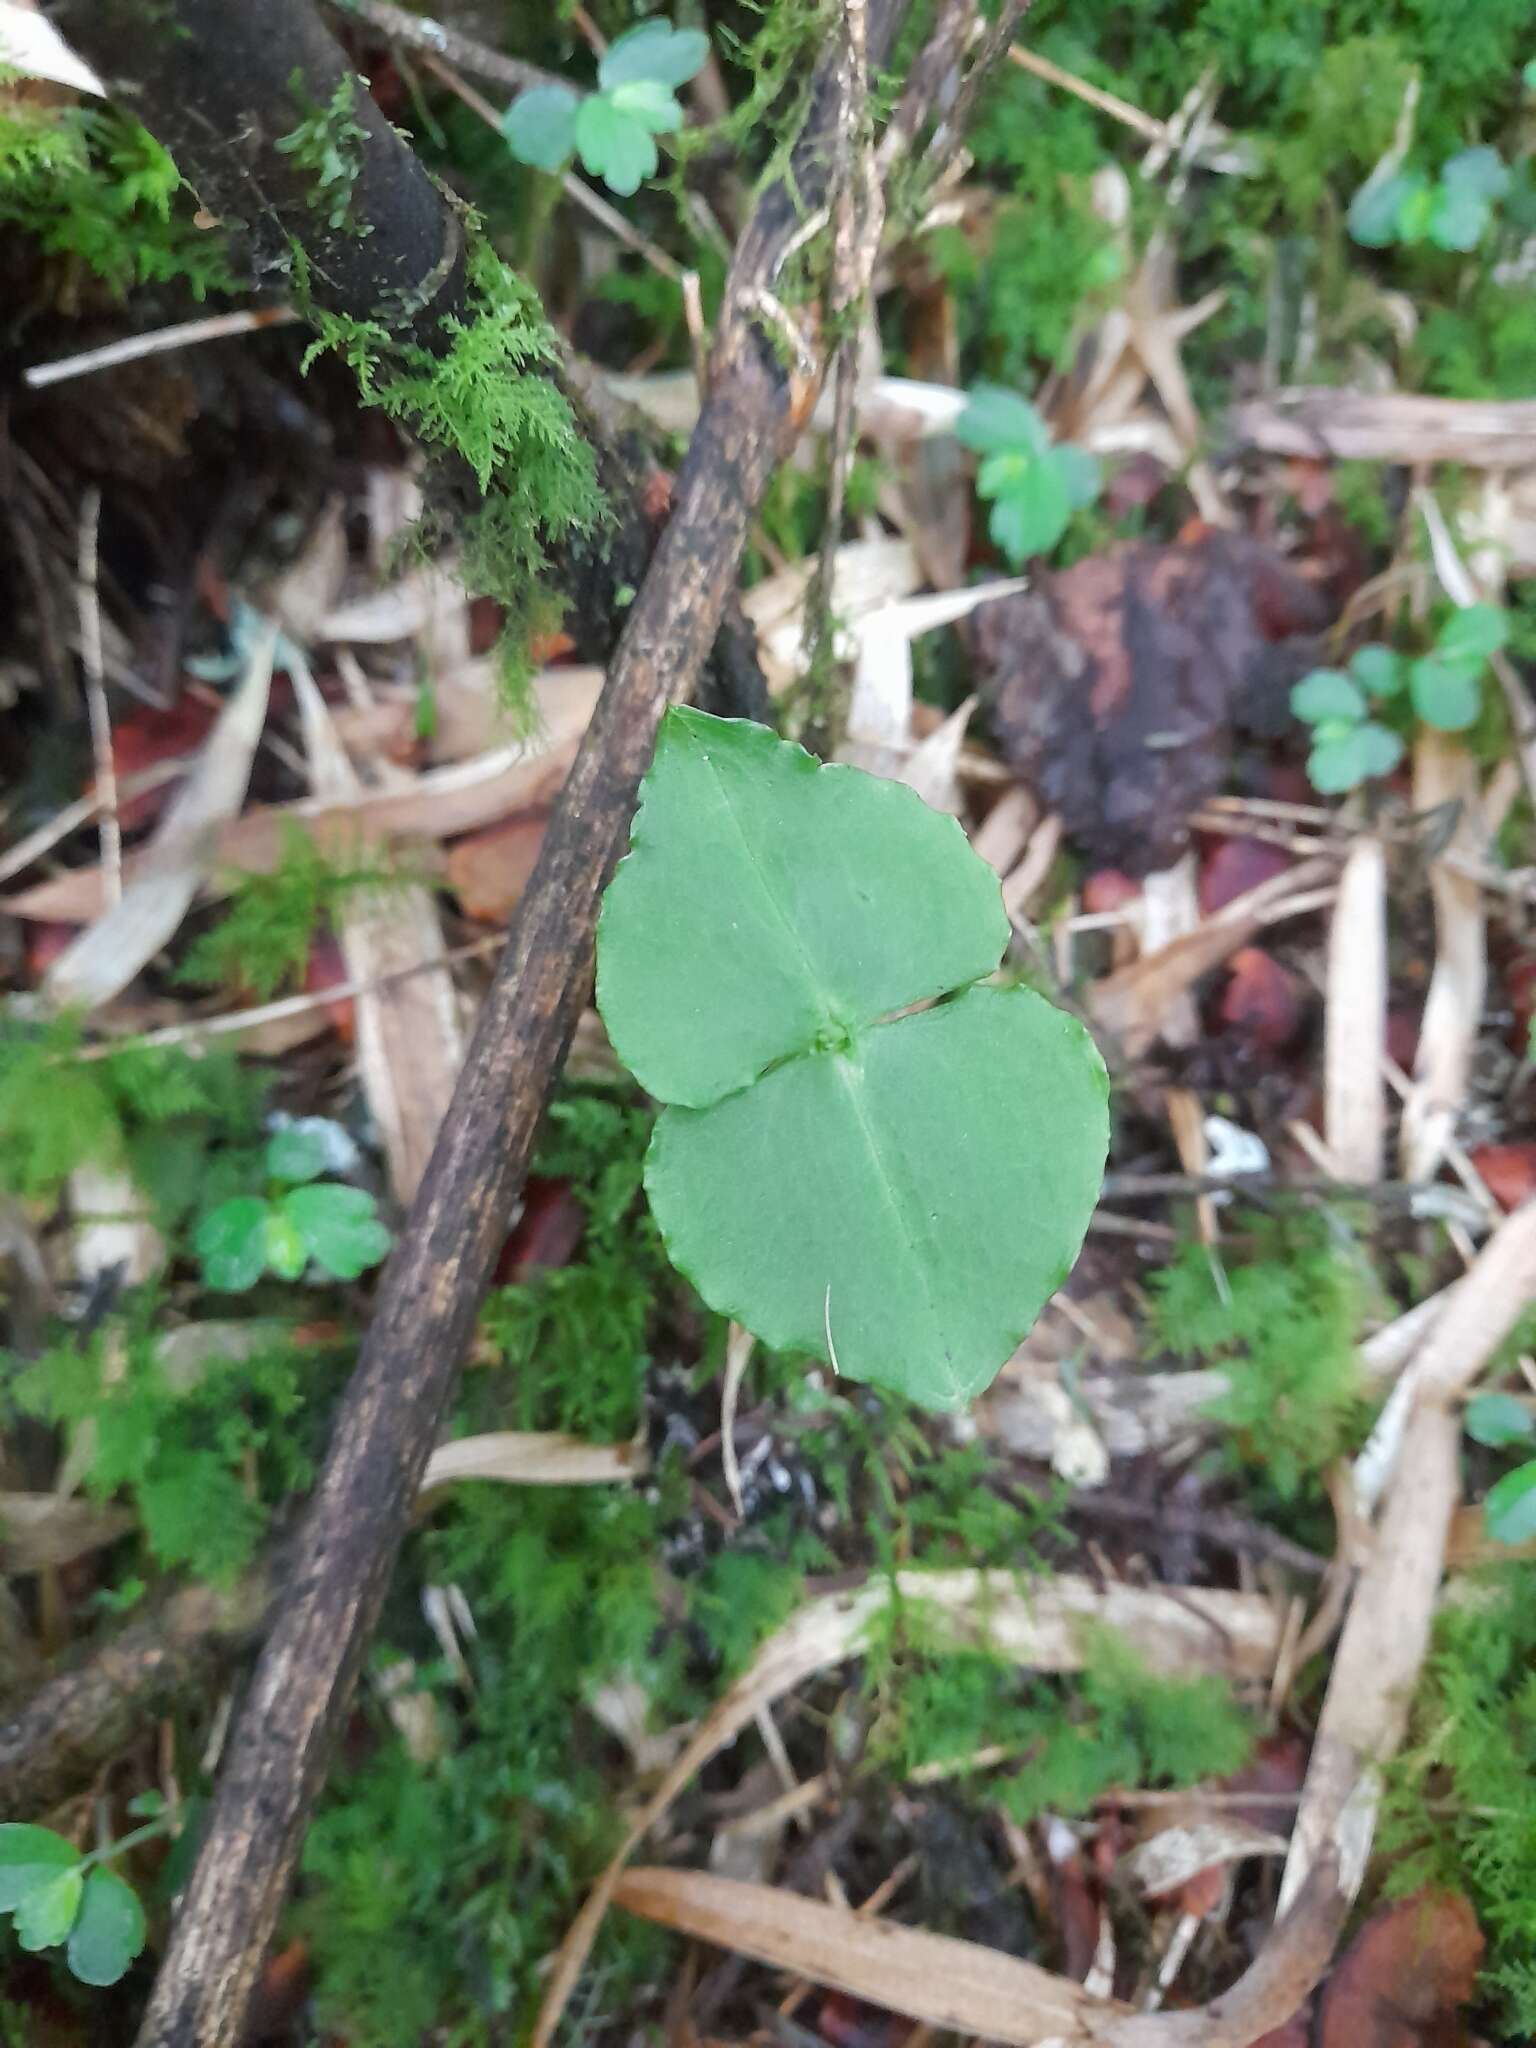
[417,1432,648,1499]
[443,811,548,924]
[971,534,1328,874]
[1317,1891,1483,2048]
[6,670,602,926]
[612,1867,1128,2046]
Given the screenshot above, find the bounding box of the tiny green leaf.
[1291,670,1366,726]
[1466,1391,1536,1447]
[1348,168,1422,246]
[265,1123,329,1185]
[1410,656,1481,732]
[957,385,1049,457]
[987,460,1071,563]
[502,84,580,171]
[0,1826,80,1912]
[1395,175,1439,243]
[14,1865,83,1952]
[262,1203,309,1281]
[599,19,710,90]
[609,77,686,132]
[126,1791,166,1820]
[1427,181,1493,252]
[1441,146,1511,202]
[574,94,656,195]
[282,1182,391,1281]
[1485,1459,1536,1545]
[1348,644,1405,699]
[1307,721,1403,794]
[195,1197,271,1292]
[1051,442,1102,511]
[1436,603,1508,662]
[66,1868,146,1987]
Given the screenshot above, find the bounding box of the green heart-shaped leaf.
[1465,1391,1536,1447]
[1486,1459,1536,1545]
[957,386,1050,457]
[263,1203,309,1281]
[1348,168,1422,246]
[647,986,1108,1408]
[1411,655,1482,731]
[14,1865,83,1952]
[1348,644,1405,699]
[1307,721,1402,794]
[1441,146,1511,202]
[987,456,1071,563]
[502,84,580,171]
[266,1123,329,1185]
[0,1826,80,1912]
[609,77,686,133]
[575,95,657,195]
[281,1183,391,1281]
[1291,670,1366,726]
[599,19,709,91]
[195,1197,271,1292]
[66,1868,146,1987]
[598,711,1108,1410]
[1427,181,1492,251]
[1436,603,1507,663]
[597,710,1009,1106]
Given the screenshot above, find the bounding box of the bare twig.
[25,307,299,390]
[325,0,562,95]
[75,488,119,908]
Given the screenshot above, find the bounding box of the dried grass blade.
[1325,835,1387,1182]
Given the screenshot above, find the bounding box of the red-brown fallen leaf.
[1503,952,1536,1053]
[25,922,77,981]
[643,467,675,525]
[1283,457,1335,519]
[303,934,355,1045]
[1220,946,1304,1049]
[1103,453,1169,519]
[813,1991,911,2048]
[443,811,548,924]
[1251,2012,1312,2048]
[971,535,1329,874]
[1199,835,1293,914]
[1387,1005,1421,1074]
[496,1178,586,1285]
[1318,1890,1483,2048]
[107,698,217,828]
[1222,1732,1309,1827]
[1468,1144,1536,1213]
[1083,868,1142,914]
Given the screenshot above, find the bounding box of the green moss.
[1148,1214,1374,1498]
[0,100,234,299]
[301,235,601,708]
[275,69,371,235]
[1382,1564,1536,2031]
[867,1615,1254,1817]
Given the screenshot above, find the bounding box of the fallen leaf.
[1221,946,1305,1049]
[1467,1143,1536,1213]
[1199,835,1292,914]
[497,1177,586,1282]
[1318,1891,1483,2048]
[108,698,217,829]
[972,535,1329,872]
[444,811,548,924]
[1082,868,1142,915]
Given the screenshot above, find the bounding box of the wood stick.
[116,5,906,2041]
[1229,387,1536,468]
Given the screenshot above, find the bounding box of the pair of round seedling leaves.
[595,709,1109,1411]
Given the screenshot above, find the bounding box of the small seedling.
[956,386,1100,565]
[502,21,708,197]
[195,1122,391,1291]
[1291,604,1507,794]
[1465,1390,1536,1543]
[595,708,1109,1409]
[0,1794,171,1986]
[1349,146,1511,253]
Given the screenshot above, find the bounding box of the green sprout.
[195,1123,391,1291]
[1291,604,1507,794]
[956,386,1100,565]
[1350,145,1512,253]
[502,21,709,198]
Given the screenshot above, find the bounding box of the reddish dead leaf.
[1468,1144,1536,1213]
[1387,1005,1421,1074]
[643,467,675,525]
[1222,1732,1309,1829]
[108,697,217,828]
[1082,868,1142,914]
[1199,835,1292,915]
[971,535,1329,873]
[303,935,355,1045]
[1103,453,1169,519]
[25,922,78,979]
[496,1179,586,1284]
[813,1992,911,2048]
[1318,1890,1483,2048]
[1251,2012,1312,2048]
[444,811,548,924]
[1220,947,1304,1050]
[1282,458,1335,519]
[1171,1861,1228,1917]
[1503,952,1536,1053]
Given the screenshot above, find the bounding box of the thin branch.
[326,0,563,97]
[25,307,299,390]
[75,487,120,908]
[127,4,909,2040]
